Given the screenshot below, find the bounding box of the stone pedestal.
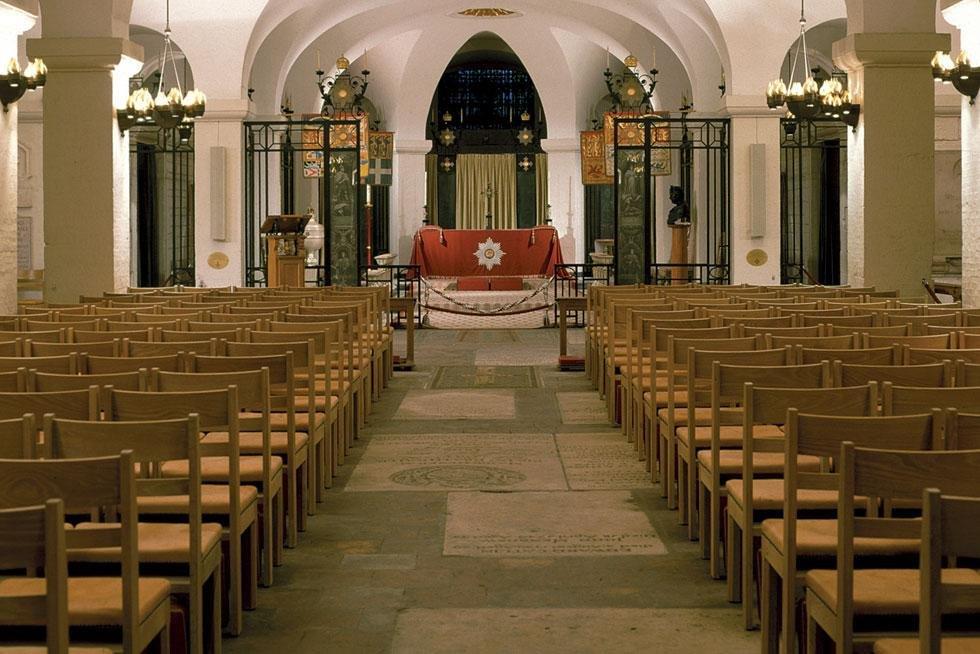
[834,30,950,297]
[943,0,980,307]
[0,3,35,312]
[26,35,142,301]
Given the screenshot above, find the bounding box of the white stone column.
[26,35,142,301]
[193,100,248,288]
[834,27,950,296]
[541,137,584,264]
[0,2,34,312]
[724,98,783,285]
[391,139,428,264]
[942,0,980,307]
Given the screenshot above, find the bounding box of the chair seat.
[203,430,310,455]
[0,577,170,626]
[658,406,741,427]
[138,483,259,515]
[71,522,223,563]
[726,478,840,512]
[161,455,283,483]
[644,390,687,407]
[762,518,921,558]
[294,392,340,412]
[676,424,783,449]
[874,637,980,654]
[243,411,326,434]
[806,568,980,615]
[697,449,821,476]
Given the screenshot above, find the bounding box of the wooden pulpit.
[667,222,691,285]
[261,215,310,288]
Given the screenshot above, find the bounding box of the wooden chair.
[766,334,856,353]
[160,328,243,344]
[0,454,171,653]
[906,347,980,366]
[124,339,217,358]
[760,411,940,654]
[0,355,77,375]
[872,490,980,654]
[47,414,221,654]
[833,325,909,338]
[866,333,951,350]
[883,384,980,416]
[698,362,829,579]
[153,367,290,588]
[104,389,258,637]
[75,328,151,343]
[804,445,980,653]
[0,414,37,458]
[0,369,27,392]
[799,346,897,366]
[0,328,64,344]
[884,313,958,336]
[23,339,120,358]
[742,325,821,338]
[802,314,874,329]
[727,384,879,629]
[0,500,69,652]
[0,388,99,423]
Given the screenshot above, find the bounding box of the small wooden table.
[557,295,587,360]
[390,296,417,370]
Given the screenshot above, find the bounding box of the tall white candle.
[651,45,656,69]
[316,49,321,69]
[606,47,610,68]
[366,184,372,204]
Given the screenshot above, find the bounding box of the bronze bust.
[667,185,691,226]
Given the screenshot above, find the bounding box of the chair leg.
[698,481,711,560]
[211,565,223,654]
[742,524,758,630]
[246,523,259,608]
[709,486,724,579]
[727,514,742,603]
[760,560,780,654]
[805,612,819,654]
[224,531,243,636]
[686,456,699,538]
[677,454,688,525]
[189,584,203,654]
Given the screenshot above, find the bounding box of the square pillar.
[193,100,248,288]
[541,137,584,264]
[0,2,35,312]
[834,31,950,296]
[724,98,783,285]
[27,36,142,301]
[391,139,428,264]
[942,0,980,306]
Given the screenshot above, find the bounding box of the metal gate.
[129,125,195,286]
[780,119,847,284]
[612,115,730,285]
[244,118,366,287]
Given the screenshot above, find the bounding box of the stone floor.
[225,328,759,653]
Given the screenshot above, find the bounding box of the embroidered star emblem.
[474,237,505,271]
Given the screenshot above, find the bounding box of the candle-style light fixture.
[932,50,979,105]
[316,54,370,118]
[603,49,658,112]
[766,0,859,129]
[117,0,206,132]
[0,56,46,111]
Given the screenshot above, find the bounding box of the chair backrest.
[798,346,895,366]
[25,338,120,358]
[0,388,98,421]
[0,354,77,374]
[907,347,980,366]
[0,368,26,392]
[802,314,875,328]
[866,333,951,350]
[883,384,980,415]
[75,327,150,343]
[835,444,980,651]
[884,313,958,335]
[0,414,37,458]
[125,339,217,357]
[832,324,908,338]
[944,409,980,450]
[0,452,139,652]
[0,499,68,653]
[742,325,820,338]
[835,361,952,388]
[0,328,64,344]
[767,334,856,350]
[85,353,183,374]
[917,490,980,652]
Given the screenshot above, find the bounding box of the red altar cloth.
[410,226,565,278]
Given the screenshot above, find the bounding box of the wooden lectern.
[667,222,691,285]
[261,215,310,288]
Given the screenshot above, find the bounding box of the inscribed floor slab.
[394,390,516,420]
[444,491,666,557]
[555,391,608,424]
[556,432,654,490]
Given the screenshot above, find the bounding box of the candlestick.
[316,49,321,70]
[606,47,610,69]
[651,45,656,70]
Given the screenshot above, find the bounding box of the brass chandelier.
[117,0,205,132]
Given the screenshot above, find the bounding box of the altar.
[409,225,565,279]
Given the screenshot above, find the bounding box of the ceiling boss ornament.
[474,237,505,271]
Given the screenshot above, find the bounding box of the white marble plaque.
[344,433,568,492]
[394,390,516,420]
[444,491,665,557]
[556,432,654,490]
[392,608,758,654]
[556,391,608,424]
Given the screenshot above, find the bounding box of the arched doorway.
[424,33,549,230]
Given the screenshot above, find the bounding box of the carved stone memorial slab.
[394,390,516,420]
[556,432,654,490]
[555,392,608,424]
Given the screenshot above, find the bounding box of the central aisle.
[226,329,760,653]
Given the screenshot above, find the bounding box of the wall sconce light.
[0,57,46,111]
[932,50,979,105]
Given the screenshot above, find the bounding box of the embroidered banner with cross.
[365,131,394,186]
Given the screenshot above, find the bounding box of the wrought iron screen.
[612,115,730,285]
[780,119,847,284]
[129,125,195,287]
[244,118,366,286]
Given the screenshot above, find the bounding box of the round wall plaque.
[207,252,229,270]
[746,249,768,267]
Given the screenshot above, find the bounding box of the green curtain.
[455,154,517,229]
[425,154,438,226]
[535,153,549,225]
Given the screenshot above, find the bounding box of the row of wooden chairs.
[0,285,398,652]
